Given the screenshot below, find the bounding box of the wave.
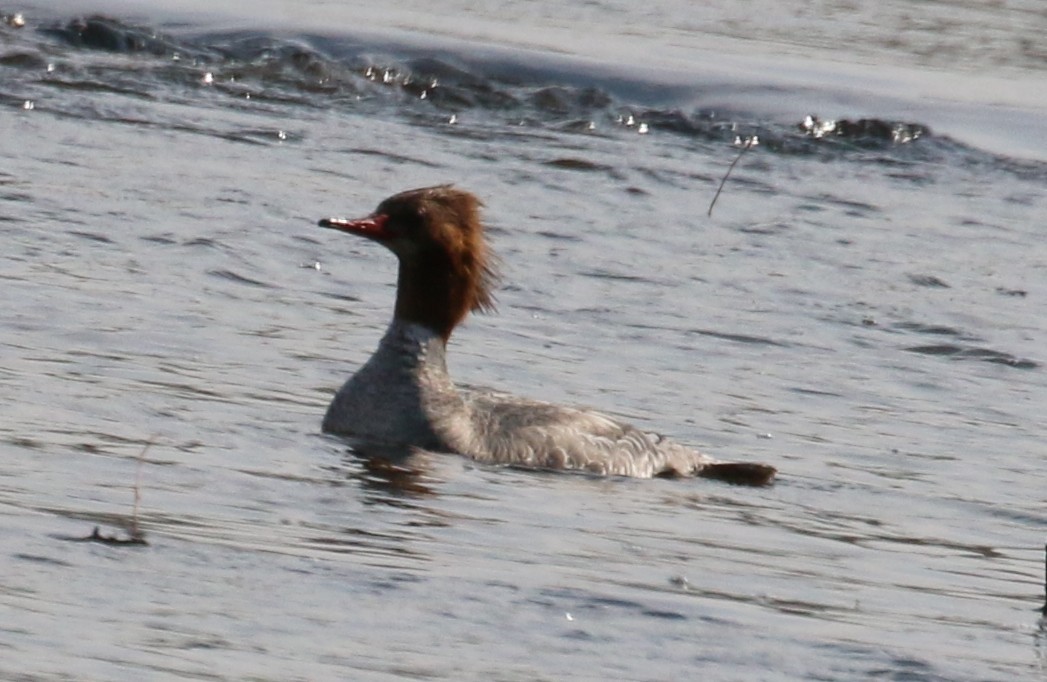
[3,13,1043,177]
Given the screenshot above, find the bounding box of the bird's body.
[319,185,775,485]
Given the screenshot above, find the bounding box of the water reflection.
[338,442,440,502]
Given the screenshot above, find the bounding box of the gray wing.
[451,389,714,478]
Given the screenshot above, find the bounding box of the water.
[2,1,1046,679]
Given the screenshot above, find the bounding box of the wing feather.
[452,390,715,478]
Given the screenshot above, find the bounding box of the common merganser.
[318,185,776,485]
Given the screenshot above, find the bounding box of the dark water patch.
[789,387,845,398]
[300,531,432,561]
[907,274,950,288]
[807,193,880,216]
[984,504,1047,528]
[168,235,245,259]
[662,576,856,621]
[36,74,159,99]
[344,146,443,168]
[42,15,187,56]
[317,290,363,303]
[892,321,966,338]
[543,157,613,172]
[68,230,114,244]
[536,229,584,243]
[883,168,935,185]
[0,190,34,203]
[183,236,223,249]
[6,435,45,449]
[578,269,650,283]
[208,268,273,288]
[688,327,789,347]
[627,164,695,191]
[144,122,278,146]
[0,49,47,69]
[760,500,1007,559]
[528,85,612,115]
[562,628,598,641]
[737,221,790,235]
[13,553,74,567]
[904,344,1038,369]
[138,377,227,400]
[814,643,941,682]
[640,608,688,620]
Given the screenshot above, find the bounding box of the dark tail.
[698,462,777,486]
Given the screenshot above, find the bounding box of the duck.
[318,185,776,485]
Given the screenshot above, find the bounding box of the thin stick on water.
[130,436,155,540]
[708,135,758,217]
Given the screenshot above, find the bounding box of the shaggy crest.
[321,185,500,340]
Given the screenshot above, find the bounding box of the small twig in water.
[708,135,758,217]
[1042,542,1046,615]
[130,436,154,541]
[73,437,154,546]
[83,525,147,546]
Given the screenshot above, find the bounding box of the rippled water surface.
[3,1,1046,680]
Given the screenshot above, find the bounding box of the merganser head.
[319,185,497,341]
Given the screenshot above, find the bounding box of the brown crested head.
[319,185,498,340]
